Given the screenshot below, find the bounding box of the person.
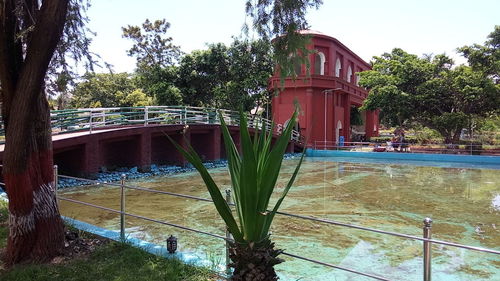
[386,138,394,152]
[392,135,400,152]
[400,133,409,152]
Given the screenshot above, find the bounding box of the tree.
[359,49,432,127]
[245,0,323,80]
[0,0,319,269]
[70,72,152,108]
[458,25,500,83]
[122,18,181,69]
[122,19,182,105]
[226,39,274,111]
[177,44,231,108]
[176,39,273,111]
[136,65,182,106]
[0,0,87,266]
[360,48,500,143]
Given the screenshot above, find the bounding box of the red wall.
[271,31,379,147]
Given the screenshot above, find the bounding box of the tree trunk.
[0,0,69,266]
[452,128,462,144]
[3,94,64,266]
[228,238,283,281]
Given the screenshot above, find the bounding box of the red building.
[270,30,379,148]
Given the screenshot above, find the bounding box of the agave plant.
[169,109,304,281]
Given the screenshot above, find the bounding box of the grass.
[0,200,8,249]
[0,200,216,281]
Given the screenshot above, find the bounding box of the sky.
[86,0,500,73]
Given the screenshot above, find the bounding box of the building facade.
[270,30,379,147]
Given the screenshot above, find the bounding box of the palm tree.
[170,109,304,280]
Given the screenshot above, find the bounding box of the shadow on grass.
[0,202,216,281]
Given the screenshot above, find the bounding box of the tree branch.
[0,0,23,128]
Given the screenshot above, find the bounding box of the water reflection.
[59,157,500,281]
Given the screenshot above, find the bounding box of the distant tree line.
[65,19,273,112]
[360,26,500,143]
[63,21,500,145]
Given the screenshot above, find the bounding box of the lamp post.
[323,88,342,149]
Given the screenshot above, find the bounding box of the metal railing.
[50,166,500,281]
[0,106,302,143]
[313,140,500,155]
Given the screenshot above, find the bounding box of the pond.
[59,157,500,281]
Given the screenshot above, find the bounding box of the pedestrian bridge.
[0,106,303,177]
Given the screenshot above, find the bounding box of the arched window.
[314,52,326,75]
[347,66,352,82]
[355,73,360,86]
[335,58,341,77]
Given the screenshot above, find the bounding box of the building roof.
[298,30,371,68]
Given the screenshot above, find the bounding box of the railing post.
[89,110,93,134]
[144,106,149,126]
[225,189,232,276]
[120,174,127,241]
[423,217,433,281]
[53,165,58,202]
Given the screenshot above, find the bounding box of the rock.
[65,230,79,241]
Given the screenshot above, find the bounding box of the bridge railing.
[0,106,303,143]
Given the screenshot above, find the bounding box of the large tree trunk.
[3,94,63,265]
[0,0,69,266]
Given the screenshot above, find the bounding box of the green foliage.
[70,73,152,108]
[177,43,230,108]
[350,107,363,126]
[0,241,214,281]
[136,65,182,106]
[245,0,323,80]
[359,48,434,127]
[0,200,8,249]
[122,19,182,106]
[124,89,154,107]
[412,126,442,144]
[122,19,181,69]
[458,25,500,82]
[370,136,418,144]
[177,39,273,111]
[360,47,500,143]
[169,110,304,244]
[45,0,98,97]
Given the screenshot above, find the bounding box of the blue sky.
[87,0,499,73]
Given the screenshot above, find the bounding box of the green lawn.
[0,200,215,281]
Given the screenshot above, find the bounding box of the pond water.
[59,157,500,281]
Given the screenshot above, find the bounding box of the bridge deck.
[0,124,302,178]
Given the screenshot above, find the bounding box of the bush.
[412,127,442,144]
[369,136,418,144]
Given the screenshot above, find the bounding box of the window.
[314,52,326,75]
[355,73,360,86]
[335,58,341,77]
[347,66,352,82]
